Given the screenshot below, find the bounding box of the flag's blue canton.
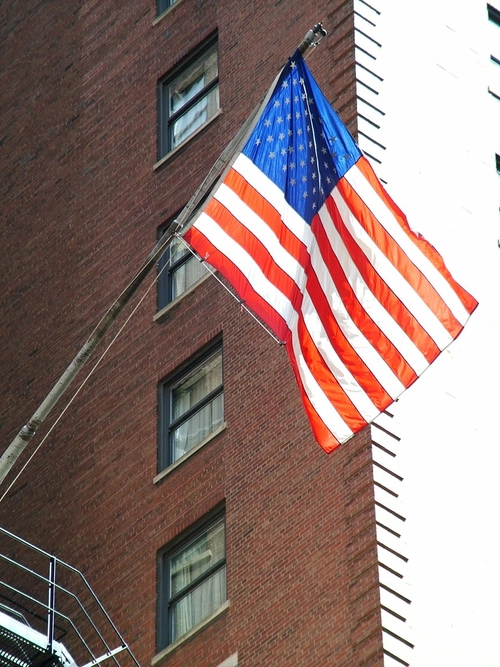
[242,50,362,224]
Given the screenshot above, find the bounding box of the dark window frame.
[157,505,226,650]
[158,33,219,158]
[158,338,224,471]
[157,0,178,15]
[157,216,206,310]
[157,222,173,310]
[488,3,500,26]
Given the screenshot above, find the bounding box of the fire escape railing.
[0,526,141,667]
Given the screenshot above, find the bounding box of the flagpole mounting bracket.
[298,22,327,54]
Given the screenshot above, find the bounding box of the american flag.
[183,49,478,453]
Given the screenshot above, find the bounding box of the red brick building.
[0,1,409,666]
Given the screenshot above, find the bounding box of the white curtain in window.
[168,44,219,148]
[171,79,206,147]
[171,88,218,146]
[172,394,223,460]
[170,520,226,641]
[172,255,206,299]
[172,567,226,640]
[171,352,223,460]
[172,352,222,420]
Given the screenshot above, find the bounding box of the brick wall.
[0,1,383,665]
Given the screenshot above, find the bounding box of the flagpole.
[0,23,327,487]
[178,22,328,237]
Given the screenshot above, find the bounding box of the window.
[158,226,206,308]
[159,342,224,469]
[158,36,219,157]
[491,54,500,98]
[157,0,178,14]
[158,510,226,647]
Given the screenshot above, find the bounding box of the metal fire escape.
[0,527,141,667]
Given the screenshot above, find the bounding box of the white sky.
[371,1,500,665]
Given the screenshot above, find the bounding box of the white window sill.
[151,601,230,665]
[217,655,238,667]
[153,109,222,171]
[153,272,210,323]
[153,423,227,484]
